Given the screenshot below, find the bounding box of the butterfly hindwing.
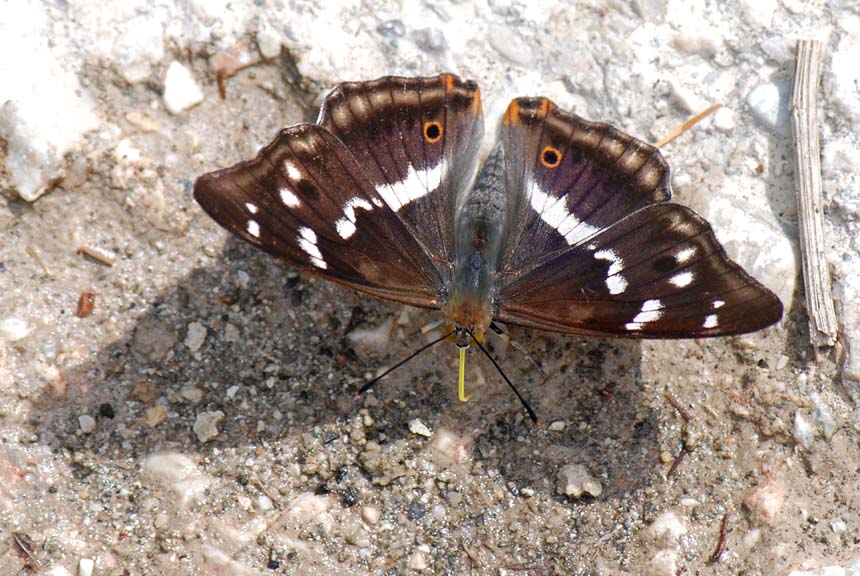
[193,123,446,309]
[318,74,484,265]
[496,191,783,337]
[499,97,671,277]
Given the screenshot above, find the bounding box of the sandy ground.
[2,2,860,575]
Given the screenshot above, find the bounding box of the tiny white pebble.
[0,318,31,341]
[193,410,225,443]
[79,415,97,434]
[184,322,207,352]
[548,420,566,431]
[557,463,602,498]
[408,418,432,438]
[78,557,95,576]
[256,495,274,511]
[793,411,815,449]
[163,61,203,114]
[712,107,736,132]
[361,505,381,525]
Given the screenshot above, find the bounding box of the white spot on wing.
[245,202,258,214]
[279,187,301,207]
[703,314,718,328]
[335,197,374,239]
[625,299,664,330]
[676,246,696,263]
[247,220,260,238]
[297,226,327,269]
[376,159,447,211]
[594,249,628,295]
[529,184,600,245]
[669,271,694,288]
[284,160,301,181]
[712,299,725,309]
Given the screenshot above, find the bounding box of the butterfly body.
[194,73,782,349]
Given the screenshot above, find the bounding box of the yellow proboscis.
[458,346,472,402]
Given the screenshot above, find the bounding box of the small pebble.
[193,410,225,443]
[712,107,736,132]
[347,319,393,353]
[409,418,432,438]
[130,381,158,404]
[745,81,791,136]
[647,511,688,540]
[557,464,602,498]
[256,27,282,59]
[0,318,31,341]
[163,61,203,114]
[745,481,786,524]
[180,385,204,403]
[184,322,207,352]
[144,405,166,428]
[143,452,213,507]
[256,495,274,511]
[361,504,381,525]
[78,415,97,434]
[407,547,429,571]
[648,549,681,576]
[224,323,240,343]
[548,420,566,431]
[793,411,815,449]
[78,557,95,576]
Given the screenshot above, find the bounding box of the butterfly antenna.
[467,329,540,425]
[357,329,456,395]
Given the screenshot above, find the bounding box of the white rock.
[193,410,225,443]
[548,420,566,431]
[257,26,283,59]
[287,492,332,523]
[184,322,207,352]
[142,452,213,507]
[78,557,95,576]
[409,418,432,438]
[745,481,786,524]
[794,411,815,449]
[712,107,736,132]
[0,2,99,201]
[255,495,274,511]
[180,385,204,403]
[347,319,394,353]
[361,505,381,525]
[648,549,681,576]
[557,464,603,498]
[746,81,791,136]
[429,427,473,466]
[407,548,429,571]
[0,318,32,342]
[78,415,97,434]
[830,37,860,124]
[647,510,688,540]
[163,61,204,115]
[812,394,837,440]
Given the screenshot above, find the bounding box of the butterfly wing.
[194,75,484,310]
[194,123,446,308]
[318,74,484,266]
[495,98,782,337]
[498,97,671,276]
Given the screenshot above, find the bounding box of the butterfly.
[193,73,782,416]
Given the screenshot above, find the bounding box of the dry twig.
[790,39,837,347]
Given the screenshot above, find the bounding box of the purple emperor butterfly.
[194,74,782,414]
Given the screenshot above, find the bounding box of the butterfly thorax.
[442,145,508,337]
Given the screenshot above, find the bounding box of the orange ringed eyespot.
[423,121,443,143]
[541,146,562,168]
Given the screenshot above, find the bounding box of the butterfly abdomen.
[443,146,508,332]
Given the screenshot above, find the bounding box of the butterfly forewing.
[500,97,671,278]
[193,123,446,309]
[496,204,783,337]
[318,74,484,265]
